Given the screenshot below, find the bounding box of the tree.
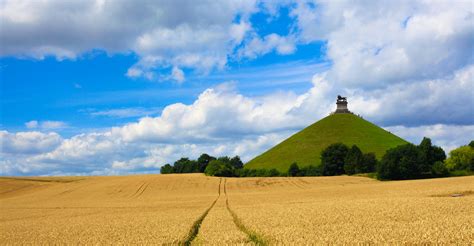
[230,156,244,169]
[197,153,216,172]
[431,161,449,177]
[445,145,474,171]
[300,165,321,176]
[377,144,422,180]
[288,162,300,177]
[360,153,377,173]
[418,137,446,173]
[173,158,199,173]
[344,145,363,175]
[160,164,174,174]
[469,140,474,148]
[204,160,234,177]
[321,143,349,176]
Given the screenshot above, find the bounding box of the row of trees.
[160,154,243,174]
[162,139,473,180]
[377,138,446,180]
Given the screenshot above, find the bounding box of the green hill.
[245,113,408,172]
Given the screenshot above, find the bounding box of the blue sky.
[1,0,473,176]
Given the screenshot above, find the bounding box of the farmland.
[1,174,473,244]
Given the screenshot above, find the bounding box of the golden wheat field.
[1,174,473,244]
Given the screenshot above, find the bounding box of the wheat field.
[1,174,473,244]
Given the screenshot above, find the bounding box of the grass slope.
[245,113,408,172]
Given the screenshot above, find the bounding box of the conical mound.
[245,113,408,172]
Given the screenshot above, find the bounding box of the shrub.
[321,143,349,176]
[288,163,300,177]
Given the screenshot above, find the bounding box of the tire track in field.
[181,178,222,245]
[224,179,268,245]
[130,181,150,198]
[287,177,307,189]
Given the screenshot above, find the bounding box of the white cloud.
[0,131,62,154]
[238,33,296,59]
[24,120,67,129]
[88,107,162,118]
[171,66,185,83]
[290,0,474,88]
[0,0,258,81]
[25,120,38,129]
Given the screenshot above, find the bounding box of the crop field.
[1,174,473,244]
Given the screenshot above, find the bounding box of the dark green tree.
[230,156,244,169]
[197,153,216,172]
[204,160,234,177]
[173,158,199,173]
[288,162,300,177]
[160,164,174,174]
[344,145,363,175]
[377,144,422,180]
[418,137,446,173]
[321,143,349,176]
[360,152,377,173]
[431,161,449,177]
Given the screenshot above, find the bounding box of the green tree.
[204,160,234,177]
[360,153,377,173]
[160,164,174,174]
[418,137,446,173]
[197,153,216,172]
[377,144,422,180]
[230,156,244,169]
[300,165,321,176]
[431,161,449,177]
[173,158,198,173]
[344,145,363,175]
[321,143,349,176]
[288,162,300,177]
[469,140,474,148]
[445,145,474,171]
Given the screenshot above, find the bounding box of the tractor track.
[224,179,267,245]
[180,178,222,245]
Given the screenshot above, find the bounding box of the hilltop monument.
[335,95,351,114]
[245,95,408,171]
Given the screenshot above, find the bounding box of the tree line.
[161,138,474,180]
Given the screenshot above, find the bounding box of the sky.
[1,0,473,176]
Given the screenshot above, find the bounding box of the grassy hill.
[245,113,408,172]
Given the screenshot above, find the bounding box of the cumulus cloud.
[0,131,62,155]
[0,0,258,81]
[291,0,474,88]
